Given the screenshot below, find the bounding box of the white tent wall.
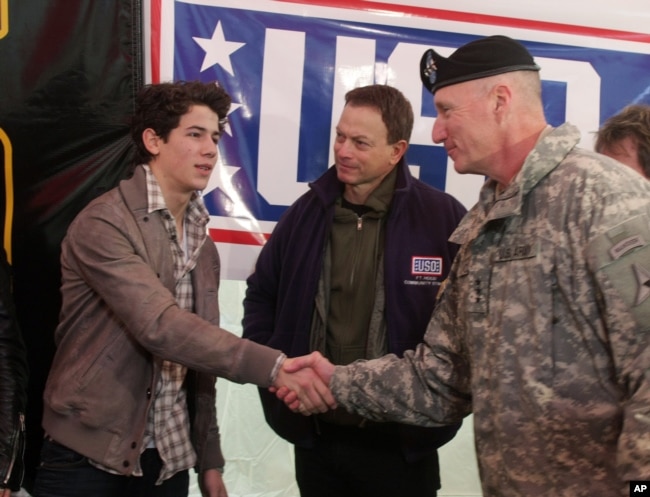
[141,1,650,496]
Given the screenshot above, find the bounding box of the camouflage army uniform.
[331,123,650,496]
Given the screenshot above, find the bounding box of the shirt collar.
[142,164,210,226]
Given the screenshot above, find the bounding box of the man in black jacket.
[0,247,28,495]
[244,84,466,497]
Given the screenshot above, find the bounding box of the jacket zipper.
[348,215,364,288]
[3,412,25,486]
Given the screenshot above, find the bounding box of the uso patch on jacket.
[404,255,444,287]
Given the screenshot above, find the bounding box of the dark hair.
[344,84,414,144]
[130,80,232,164]
[595,104,650,178]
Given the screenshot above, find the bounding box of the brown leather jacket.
[42,165,281,474]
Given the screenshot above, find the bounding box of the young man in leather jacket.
[31,81,333,497]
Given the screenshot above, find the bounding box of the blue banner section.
[172,1,650,224]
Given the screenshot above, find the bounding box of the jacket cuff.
[269,353,287,385]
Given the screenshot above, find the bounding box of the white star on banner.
[204,162,240,197]
[193,21,245,74]
[223,102,241,137]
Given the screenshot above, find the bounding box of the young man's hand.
[272,352,337,414]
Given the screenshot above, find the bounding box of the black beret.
[420,35,540,94]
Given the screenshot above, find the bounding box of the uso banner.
[150,0,650,280]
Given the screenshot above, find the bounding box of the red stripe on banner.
[276,0,650,44]
[150,0,161,83]
[209,228,271,246]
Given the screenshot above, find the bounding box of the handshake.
[272,352,337,415]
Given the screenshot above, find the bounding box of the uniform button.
[131,441,137,449]
[123,460,130,468]
[146,388,152,398]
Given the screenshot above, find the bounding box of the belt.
[315,415,399,435]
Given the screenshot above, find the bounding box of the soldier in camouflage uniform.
[282,35,650,496]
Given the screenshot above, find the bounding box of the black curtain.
[0,1,143,490]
